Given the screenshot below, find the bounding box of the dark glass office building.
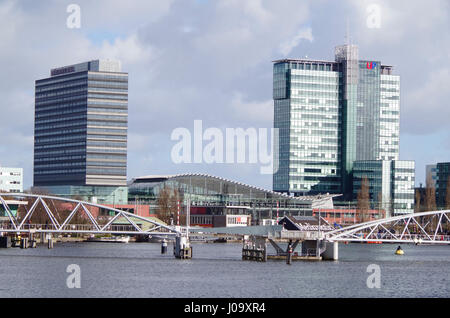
[34,60,128,190]
[273,44,402,201]
[436,162,450,207]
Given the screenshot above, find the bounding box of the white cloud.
[279,27,314,56]
[230,93,273,124]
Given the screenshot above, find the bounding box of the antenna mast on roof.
[345,18,351,45]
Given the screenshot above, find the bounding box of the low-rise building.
[0,167,23,193]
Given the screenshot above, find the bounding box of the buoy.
[395,246,404,255]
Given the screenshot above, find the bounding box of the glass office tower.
[34,60,128,197]
[273,59,341,194]
[273,43,404,202]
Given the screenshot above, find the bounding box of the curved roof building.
[128,174,338,222]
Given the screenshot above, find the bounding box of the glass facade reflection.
[273,44,405,204]
[353,160,415,215]
[34,60,128,187]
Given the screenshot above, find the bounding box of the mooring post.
[47,234,53,249]
[286,241,292,265]
[263,242,267,262]
[161,239,167,254]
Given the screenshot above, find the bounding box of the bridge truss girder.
[0,193,180,236]
[326,210,450,244]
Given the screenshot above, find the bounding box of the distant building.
[352,160,415,215]
[312,208,385,226]
[128,174,339,225]
[0,166,23,193]
[436,162,450,208]
[426,164,438,187]
[33,59,128,203]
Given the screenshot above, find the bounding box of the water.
[0,242,449,298]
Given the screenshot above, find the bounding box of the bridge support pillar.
[20,237,29,249]
[174,235,192,259]
[322,241,338,261]
[0,236,11,248]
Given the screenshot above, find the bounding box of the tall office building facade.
[34,60,128,203]
[273,44,405,206]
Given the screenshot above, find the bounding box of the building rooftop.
[130,173,340,204]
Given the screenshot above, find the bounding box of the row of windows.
[87,114,128,121]
[35,107,86,119]
[87,127,128,134]
[87,154,127,160]
[87,120,127,127]
[36,74,87,87]
[86,168,127,175]
[86,147,127,154]
[290,83,338,90]
[35,135,85,144]
[34,168,86,175]
[88,74,128,82]
[34,162,85,169]
[88,86,128,93]
[87,93,128,100]
[88,107,127,113]
[87,100,128,107]
[34,148,86,156]
[34,154,86,162]
[36,86,88,99]
[88,81,128,89]
[36,100,86,112]
[87,141,127,148]
[36,122,86,131]
[36,114,86,125]
[87,134,127,141]
[36,80,87,93]
[35,141,85,150]
[290,75,339,83]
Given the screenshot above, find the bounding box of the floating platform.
[267,255,322,261]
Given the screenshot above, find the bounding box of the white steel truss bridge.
[0,193,181,236]
[325,210,450,244]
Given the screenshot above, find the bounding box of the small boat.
[395,246,404,255]
[86,235,130,243]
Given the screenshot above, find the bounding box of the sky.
[0,0,449,190]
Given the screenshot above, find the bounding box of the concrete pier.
[20,237,29,249]
[0,236,11,248]
[242,236,267,262]
[322,241,339,261]
[174,235,192,259]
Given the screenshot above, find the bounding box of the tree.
[424,174,436,212]
[156,187,183,225]
[357,176,370,223]
[415,189,422,213]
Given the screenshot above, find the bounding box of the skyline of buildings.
[0,44,445,215]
